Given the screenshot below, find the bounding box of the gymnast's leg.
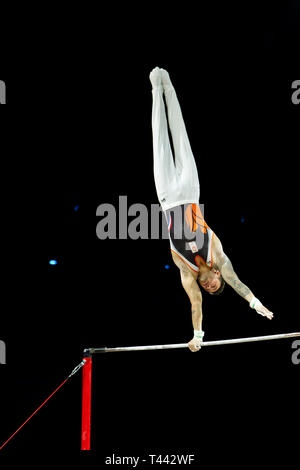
[161,69,200,203]
[150,67,177,211]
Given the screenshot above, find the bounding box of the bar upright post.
[81,351,92,451]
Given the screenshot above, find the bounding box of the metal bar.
[88,332,300,354]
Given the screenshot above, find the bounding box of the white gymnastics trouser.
[151,84,200,212]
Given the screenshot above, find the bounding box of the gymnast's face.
[199,269,221,293]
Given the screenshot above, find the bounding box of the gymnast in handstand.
[150,67,273,352]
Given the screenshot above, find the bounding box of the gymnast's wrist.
[249,296,262,309]
[193,329,205,340]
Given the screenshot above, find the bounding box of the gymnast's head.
[199,268,226,295]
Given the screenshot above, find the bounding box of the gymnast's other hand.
[188,337,203,352]
[250,297,274,320]
[255,303,274,320]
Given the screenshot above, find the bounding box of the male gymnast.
[150,67,273,352]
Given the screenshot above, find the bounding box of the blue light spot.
[74,205,79,212]
[165,264,170,270]
[241,217,245,223]
[49,259,58,266]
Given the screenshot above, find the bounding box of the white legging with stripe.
[151,82,200,212]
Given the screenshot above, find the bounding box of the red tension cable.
[0,360,85,451]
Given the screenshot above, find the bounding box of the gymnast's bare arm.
[172,252,204,352]
[213,235,274,320]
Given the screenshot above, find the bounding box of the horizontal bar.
[87,332,300,354]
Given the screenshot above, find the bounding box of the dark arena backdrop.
[0,2,299,465]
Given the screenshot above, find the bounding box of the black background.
[0,2,299,465]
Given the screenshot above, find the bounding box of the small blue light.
[49,259,58,266]
[241,217,245,224]
[74,205,79,212]
[165,264,170,270]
